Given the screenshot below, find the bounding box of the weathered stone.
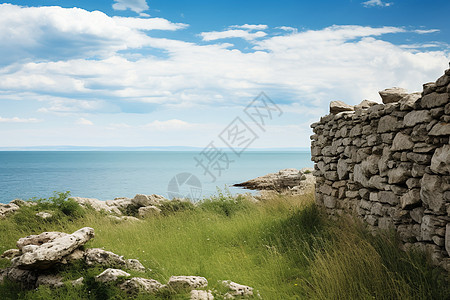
[132,194,166,207]
[84,248,145,272]
[422,82,437,95]
[430,144,450,174]
[399,92,421,110]
[337,159,349,180]
[446,224,450,256]
[406,178,420,189]
[391,132,414,151]
[421,215,439,241]
[411,164,426,177]
[400,189,421,209]
[6,268,37,288]
[379,87,409,104]
[70,197,121,215]
[377,191,399,206]
[36,274,64,288]
[429,122,450,136]
[403,110,432,127]
[35,212,53,219]
[406,152,431,164]
[420,174,445,213]
[379,217,394,230]
[95,268,130,283]
[377,115,399,133]
[222,280,254,299]
[12,228,94,270]
[138,206,162,218]
[167,276,208,292]
[354,99,378,110]
[330,101,354,114]
[190,290,214,300]
[421,92,448,108]
[0,203,20,219]
[1,249,21,259]
[436,74,450,87]
[410,207,425,224]
[71,277,84,287]
[388,164,411,184]
[120,277,164,294]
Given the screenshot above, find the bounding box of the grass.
[0,191,448,299]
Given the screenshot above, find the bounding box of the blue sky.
[0,0,449,148]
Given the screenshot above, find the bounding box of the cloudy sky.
[0,0,449,149]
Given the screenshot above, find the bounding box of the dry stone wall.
[310,68,450,271]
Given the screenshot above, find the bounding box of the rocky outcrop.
[85,248,146,272]
[167,276,208,292]
[311,68,450,271]
[234,168,315,195]
[12,227,94,270]
[222,280,254,299]
[0,203,20,219]
[95,268,130,283]
[119,277,164,294]
[190,290,214,300]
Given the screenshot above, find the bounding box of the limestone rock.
[36,212,53,219]
[354,99,378,110]
[5,268,37,288]
[446,224,450,257]
[431,145,450,174]
[421,92,448,108]
[95,268,130,283]
[0,203,20,219]
[109,216,141,222]
[222,280,254,299]
[234,168,314,194]
[17,231,68,250]
[167,276,208,292]
[12,227,94,269]
[420,173,446,213]
[428,122,450,136]
[399,92,421,110]
[71,277,84,287]
[191,290,214,300]
[84,248,145,272]
[70,197,121,215]
[120,277,164,294]
[379,87,408,104]
[387,164,411,184]
[138,206,162,218]
[391,132,414,151]
[36,274,64,288]
[17,232,68,250]
[400,189,421,209]
[403,110,432,127]
[330,101,354,114]
[132,194,166,207]
[1,249,21,259]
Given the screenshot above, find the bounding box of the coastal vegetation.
[0,191,448,299]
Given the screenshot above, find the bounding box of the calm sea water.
[0,151,313,203]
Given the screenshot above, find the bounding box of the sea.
[0,151,313,204]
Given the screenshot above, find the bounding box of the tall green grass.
[0,192,448,299]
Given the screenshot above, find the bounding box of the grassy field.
[0,191,448,299]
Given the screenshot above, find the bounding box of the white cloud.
[143,119,194,130]
[112,17,187,31]
[76,118,94,125]
[113,0,149,14]
[277,26,297,33]
[200,29,267,41]
[0,117,41,123]
[414,29,439,34]
[0,4,186,64]
[230,24,268,30]
[362,0,393,7]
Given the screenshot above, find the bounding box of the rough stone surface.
[131,194,166,207]
[138,206,162,218]
[379,87,409,104]
[17,232,68,250]
[330,101,354,114]
[167,276,208,292]
[0,203,20,219]
[222,280,254,299]
[12,227,94,269]
[120,277,164,294]
[84,248,145,271]
[234,168,315,195]
[311,69,450,271]
[190,290,214,300]
[36,274,64,288]
[95,268,130,283]
[70,197,121,215]
[1,249,21,259]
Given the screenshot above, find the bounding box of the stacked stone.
[310,68,450,271]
